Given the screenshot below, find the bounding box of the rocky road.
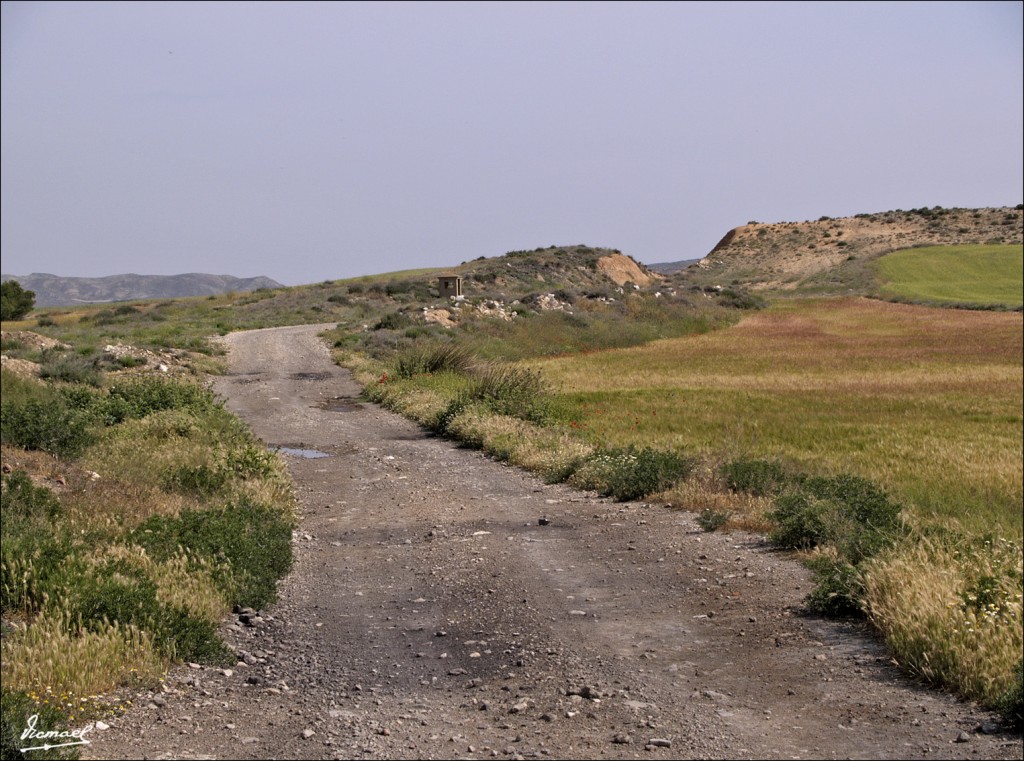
[86,324,1022,760]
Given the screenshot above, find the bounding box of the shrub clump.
[804,553,865,617]
[570,446,694,502]
[131,499,293,611]
[38,350,104,387]
[161,463,230,497]
[769,474,902,561]
[62,557,230,665]
[393,344,474,379]
[374,311,412,331]
[426,361,552,434]
[101,376,217,424]
[0,398,97,459]
[469,363,549,422]
[769,473,903,615]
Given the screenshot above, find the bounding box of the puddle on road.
[290,372,331,381]
[318,396,363,412]
[227,371,262,385]
[272,446,332,459]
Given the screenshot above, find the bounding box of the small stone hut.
[437,275,463,298]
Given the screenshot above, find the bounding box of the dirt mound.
[0,356,40,378]
[596,253,657,287]
[1,330,71,352]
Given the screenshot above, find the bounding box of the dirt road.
[87,324,1021,760]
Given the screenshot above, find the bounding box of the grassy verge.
[0,362,295,747]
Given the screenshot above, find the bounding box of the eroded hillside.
[450,245,658,296]
[685,206,1023,292]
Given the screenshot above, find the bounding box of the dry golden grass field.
[536,297,1023,537]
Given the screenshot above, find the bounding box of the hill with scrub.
[678,205,1023,293]
[2,206,1023,744]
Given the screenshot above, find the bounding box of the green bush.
[768,492,831,550]
[101,377,217,424]
[57,384,104,412]
[0,338,29,357]
[807,474,902,561]
[768,473,903,618]
[131,499,293,610]
[1,371,51,406]
[722,458,789,496]
[1,280,35,321]
[116,355,148,368]
[469,363,549,423]
[225,445,276,479]
[374,311,412,331]
[433,396,469,435]
[572,446,694,502]
[65,564,230,664]
[426,361,553,433]
[769,474,902,562]
[1,469,62,521]
[0,398,97,459]
[0,532,76,614]
[716,288,766,310]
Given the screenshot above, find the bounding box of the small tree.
[0,280,35,320]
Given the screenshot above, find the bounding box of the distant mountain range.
[0,273,283,307]
[644,258,701,275]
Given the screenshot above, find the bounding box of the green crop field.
[874,244,1023,307]
[534,297,1024,537]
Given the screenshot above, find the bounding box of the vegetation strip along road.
[84,324,1021,759]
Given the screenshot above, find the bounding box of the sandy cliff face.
[597,253,658,287]
[695,206,1023,290]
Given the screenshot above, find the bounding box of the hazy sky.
[2,1,1022,286]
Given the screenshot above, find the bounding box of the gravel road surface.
[86,324,1021,760]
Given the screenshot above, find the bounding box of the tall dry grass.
[863,534,1023,703]
[1,610,165,718]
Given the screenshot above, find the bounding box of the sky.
[2,1,1022,287]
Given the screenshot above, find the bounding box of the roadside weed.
[863,535,1023,705]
